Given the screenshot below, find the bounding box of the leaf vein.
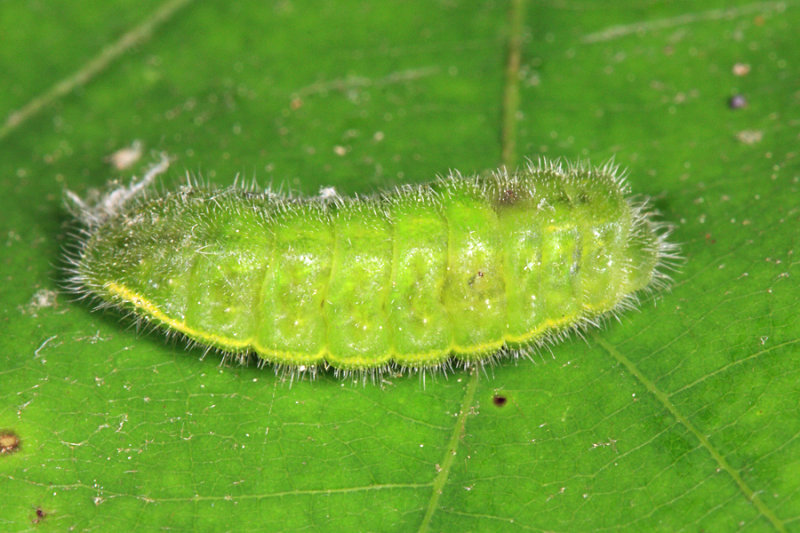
[598,337,787,532]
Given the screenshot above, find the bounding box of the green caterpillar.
[67,159,678,377]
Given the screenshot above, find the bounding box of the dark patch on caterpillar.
[498,188,518,205]
[467,270,486,287]
[63,157,680,382]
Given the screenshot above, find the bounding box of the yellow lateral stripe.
[106,281,327,362]
[500,300,618,346]
[105,281,252,349]
[450,340,506,356]
[392,348,452,363]
[106,281,617,366]
[252,343,327,365]
[502,319,573,346]
[324,355,393,368]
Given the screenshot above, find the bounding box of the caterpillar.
[65,158,679,378]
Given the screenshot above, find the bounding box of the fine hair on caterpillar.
[63,156,681,383]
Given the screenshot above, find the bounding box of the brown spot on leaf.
[33,507,46,524]
[0,430,20,455]
[492,395,508,407]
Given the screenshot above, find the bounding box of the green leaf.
[1,0,798,531]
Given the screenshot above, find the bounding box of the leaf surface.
[1,1,798,531]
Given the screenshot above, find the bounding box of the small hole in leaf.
[492,395,507,407]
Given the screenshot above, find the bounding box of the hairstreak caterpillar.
[65,158,679,379]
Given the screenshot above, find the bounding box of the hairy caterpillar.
[66,158,678,378]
